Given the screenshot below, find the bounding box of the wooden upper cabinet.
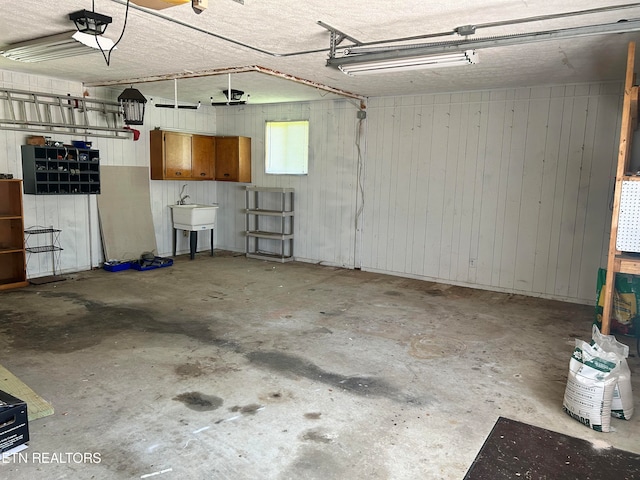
[215,136,251,183]
[151,130,213,181]
[191,135,215,180]
[150,130,249,182]
[164,132,192,179]
[151,130,193,180]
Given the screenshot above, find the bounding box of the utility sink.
[169,204,218,231]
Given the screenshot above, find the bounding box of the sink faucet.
[178,184,190,205]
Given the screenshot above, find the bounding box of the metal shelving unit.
[245,186,294,263]
[24,226,63,277]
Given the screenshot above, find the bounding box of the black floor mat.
[28,275,66,285]
[464,416,640,479]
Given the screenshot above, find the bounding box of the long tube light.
[338,50,478,76]
[0,31,115,63]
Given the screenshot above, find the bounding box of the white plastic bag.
[563,339,620,432]
[591,325,634,420]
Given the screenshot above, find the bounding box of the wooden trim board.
[0,364,54,421]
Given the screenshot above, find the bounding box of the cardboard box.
[0,390,29,453]
[26,136,45,146]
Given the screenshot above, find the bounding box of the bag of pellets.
[591,325,634,420]
[562,339,620,432]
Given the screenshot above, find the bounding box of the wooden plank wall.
[362,84,621,304]
[215,100,360,268]
[0,67,623,304]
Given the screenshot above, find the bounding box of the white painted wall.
[0,69,218,278]
[361,84,620,304]
[214,84,620,305]
[215,100,361,267]
[0,68,622,305]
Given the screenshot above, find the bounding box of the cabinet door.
[192,135,215,180]
[215,136,251,182]
[149,130,164,180]
[164,132,192,179]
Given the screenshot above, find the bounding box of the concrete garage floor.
[0,251,639,479]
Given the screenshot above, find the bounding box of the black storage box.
[0,390,29,453]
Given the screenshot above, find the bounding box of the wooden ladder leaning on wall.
[601,41,640,335]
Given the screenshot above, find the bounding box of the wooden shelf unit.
[0,180,28,290]
[601,41,640,334]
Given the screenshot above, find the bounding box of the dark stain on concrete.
[246,350,422,404]
[229,403,263,415]
[284,447,347,479]
[422,287,444,296]
[304,326,333,335]
[384,290,403,296]
[175,362,206,378]
[4,291,422,404]
[302,429,332,443]
[409,334,467,359]
[259,390,294,404]
[304,412,322,420]
[0,291,240,353]
[173,392,223,411]
[97,446,145,478]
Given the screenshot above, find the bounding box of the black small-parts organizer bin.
[22,145,101,195]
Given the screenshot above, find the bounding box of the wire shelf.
[24,225,63,276]
[26,245,63,253]
[24,227,61,235]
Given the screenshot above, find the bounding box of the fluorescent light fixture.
[0,31,115,63]
[337,50,478,76]
[72,31,116,50]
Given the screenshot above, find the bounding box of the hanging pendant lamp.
[118,86,147,125]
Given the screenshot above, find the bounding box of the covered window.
[265,120,309,175]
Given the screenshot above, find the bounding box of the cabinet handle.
[176,171,181,176]
[200,172,205,176]
[224,173,229,177]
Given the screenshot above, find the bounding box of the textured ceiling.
[1,0,640,105]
